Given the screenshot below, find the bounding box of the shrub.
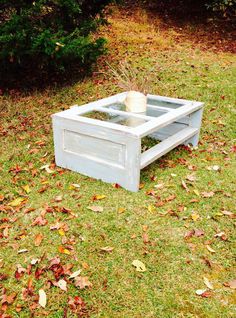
[0,0,113,84]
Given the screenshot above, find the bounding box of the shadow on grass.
[125,0,236,53]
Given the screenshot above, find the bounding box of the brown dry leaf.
[31,216,48,226]
[181,180,189,192]
[74,276,92,289]
[201,191,215,198]
[87,206,103,213]
[35,233,43,246]
[221,210,235,218]
[38,289,47,308]
[100,246,114,253]
[142,233,149,244]
[224,279,236,289]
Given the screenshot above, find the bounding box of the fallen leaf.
[147,205,156,213]
[35,233,43,246]
[203,277,214,290]
[57,279,67,291]
[181,180,189,192]
[221,210,235,218]
[195,289,207,295]
[87,206,103,213]
[193,189,200,196]
[18,249,28,254]
[132,260,146,272]
[8,197,26,207]
[196,289,212,298]
[194,229,205,237]
[224,279,236,289]
[58,228,65,236]
[154,183,164,189]
[100,246,114,253]
[118,207,125,213]
[191,213,200,222]
[31,258,39,265]
[38,289,47,308]
[31,216,48,226]
[207,165,221,171]
[206,245,216,253]
[142,233,149,244]
[214,231,227,241]
[92,194,106,201]
[54,195,63,202]
[40,164,54,173]
[22,184,31,194]
[69,270,82,279]
[74,276,92,289]
[58,246,70,255]
[186,174,196,182]
[201,191,215,198]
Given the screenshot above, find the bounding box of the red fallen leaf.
[15,264,26,280]
[68,295,86,314]
[74,276,92,289]
[0,273,8,281]
[9,164,22,174]
[31,216,48,226]
[196,290,212,298]
[230,145,236,153]
[112,183,121,188]
[35,267,46,280]
[48,257,61,268]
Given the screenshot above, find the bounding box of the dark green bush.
[0,0,113,84]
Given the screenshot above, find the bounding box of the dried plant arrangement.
[106,60,156,113]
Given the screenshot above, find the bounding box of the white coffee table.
[52,92,204,191]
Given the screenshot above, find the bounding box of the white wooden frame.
[52,92,204,192]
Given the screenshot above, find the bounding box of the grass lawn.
[0,4,236,318]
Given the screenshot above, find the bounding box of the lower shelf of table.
[140,127,199,169]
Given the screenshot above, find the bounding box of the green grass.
[0,5,236,318]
